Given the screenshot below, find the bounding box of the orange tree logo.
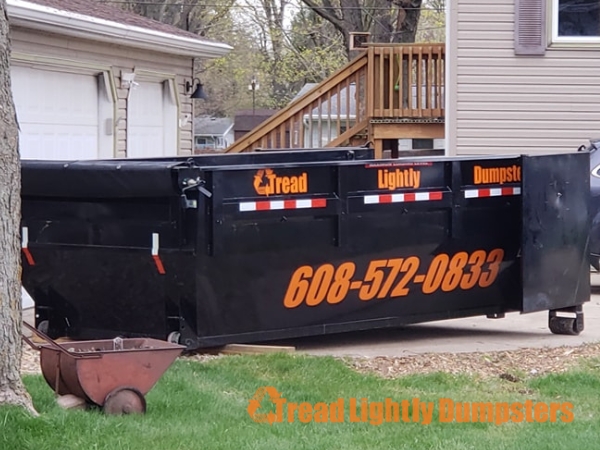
[253,169,308,196]
[253,169,274,196]
[247,386,282,425]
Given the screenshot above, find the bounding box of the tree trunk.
[392,0,422,43]
[0,1,37,416]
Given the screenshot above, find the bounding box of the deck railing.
[368,44,445,119]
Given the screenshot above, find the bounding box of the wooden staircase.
[224,44,445,157]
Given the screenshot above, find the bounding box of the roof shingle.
[22,0,218,43]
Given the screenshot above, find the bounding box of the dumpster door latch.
[181,177,212,209]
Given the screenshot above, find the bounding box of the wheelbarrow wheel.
[103,387,147,415]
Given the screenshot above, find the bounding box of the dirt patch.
[21,346,41,375]
[346,343,600,380]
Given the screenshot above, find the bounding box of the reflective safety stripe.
[464,187,521,199]
[21,227,35,266]
[239,198,327,212]
[364,191,444,204]
[151,233,165,274]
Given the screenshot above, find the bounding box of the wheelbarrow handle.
[22,322,101,359]
[21,332,42,351]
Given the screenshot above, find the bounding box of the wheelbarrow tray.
[39,337,184,406]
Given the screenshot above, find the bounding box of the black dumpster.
[20,149,590,349]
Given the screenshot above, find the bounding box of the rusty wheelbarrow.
[22,322,185,414]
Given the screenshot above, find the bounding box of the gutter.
[7,0,233,58]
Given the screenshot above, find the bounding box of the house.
[8,0,232,161]
[225,0,595,158]
[193,116,234,152]
[233,109,277,141]
[9,0,232,309]
[446,0,600,155]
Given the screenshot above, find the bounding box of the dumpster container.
[20,150,590,349]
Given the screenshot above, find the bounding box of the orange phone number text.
[284,249,505,308]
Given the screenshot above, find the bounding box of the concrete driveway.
[295,274,600,358]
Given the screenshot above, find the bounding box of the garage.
[11,66,105,160]
[128,80,178,158]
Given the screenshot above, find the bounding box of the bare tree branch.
[298,0,347,34]
[299,0,424,54]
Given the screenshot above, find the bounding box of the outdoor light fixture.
[186,78,208,100]
[248,76,259,115]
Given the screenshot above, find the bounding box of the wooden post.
[373,138,383,159]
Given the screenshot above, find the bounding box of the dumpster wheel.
[549,317,580,336]
[103,387,147,415]
[167,331,181,345]
[37,320,49,335]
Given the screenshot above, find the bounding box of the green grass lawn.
[3,353,600,450]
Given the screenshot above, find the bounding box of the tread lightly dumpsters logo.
[254,168,309,196]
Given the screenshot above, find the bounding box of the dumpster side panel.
[189,158,523,346]
[521,153,590,313]
[23,249,174,339]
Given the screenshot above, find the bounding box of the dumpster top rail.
[21,152,523,199]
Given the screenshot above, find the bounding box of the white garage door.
[12,66,100,160]
[128,80,178,158]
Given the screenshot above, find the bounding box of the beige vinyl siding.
[449,0,600,156]
[11,26,194,158]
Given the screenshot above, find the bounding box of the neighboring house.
[193,116,234,152]
[8,0,232,161]
[447,0,600,155]
[233,109,277,141]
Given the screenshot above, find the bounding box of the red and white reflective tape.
[21,227,35,266]
[364,191,444,205]
[239,198,327,212]
[464,187,521,199]
[152,233,166,275]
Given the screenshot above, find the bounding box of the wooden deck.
[225,43,445,156]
